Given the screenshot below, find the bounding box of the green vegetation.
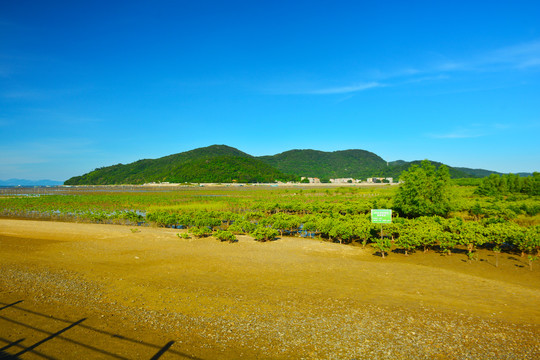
[259,149,388,179]
[475,173,540,196]
[65,145,296,185]
[394,160,452,218]
[214,229,237,242]
[177,232,191,240]
[250,226,279,242]
[64,144,508,185]
[1,177,539,267]
[386,160,473,179]
[190,226,213,238]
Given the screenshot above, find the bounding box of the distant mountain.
[258,149,387,180]
[65,145,295,185]
[0,179,63,186]
[258,152,478,180]
[388,160,408,166]
[381,160,473,179]
[452,167,502,178]
[63,144,532,185]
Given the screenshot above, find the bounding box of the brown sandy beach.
[1,219,539,359]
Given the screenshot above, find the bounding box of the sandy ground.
[0,219,539,359]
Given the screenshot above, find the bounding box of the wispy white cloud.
[435,61,465,71]
[430,40,540,73]
[399,74,449,85]
[264,39,540,97]
[486,40,540,69]
[302,82,383,95]
[268,81,384,95]
[375,39,540,82]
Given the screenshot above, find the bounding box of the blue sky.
[1,0,539,181]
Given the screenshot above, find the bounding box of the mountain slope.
[258,149,387,179]
[381,161,473,179]
[452,167,502,178]
[63,144,520,185]
[65,145,293,185]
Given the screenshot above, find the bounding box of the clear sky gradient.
[1,1,539,181]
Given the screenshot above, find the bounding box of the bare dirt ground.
[0,219,539,359]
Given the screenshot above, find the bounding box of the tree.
[484,222,522,267]
[270,213,291,236]
[333,220,355,244]
[459,221,486,262]
[438,231,457,256]
[190,226,212,238]
[228,219,256,235]
[317,216,338,242]
[214,229,237,243]
[525,225,540,256]
[416,217,440,253]
[352,217,373,248]
[301,215,318,238]
[395,229,419,255]
[250,226,279,242]
[441,217,464,256]
[373,237,392,258]
[394,160,452,218]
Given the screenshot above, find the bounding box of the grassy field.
[1,218,539,359]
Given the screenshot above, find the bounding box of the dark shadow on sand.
[0,300,203,360]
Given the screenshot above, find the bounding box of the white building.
[301,177,321,183]
[366,177,393,183]
[330,178,360,184]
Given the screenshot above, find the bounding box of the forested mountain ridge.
[64,145,512,185]
[258,149,388,180]
[65,145,294,185]
[379,160,473,179]
[452,167,503,178]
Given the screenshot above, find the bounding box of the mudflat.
[1,219,539,359]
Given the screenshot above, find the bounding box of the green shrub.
[214,230,237,243]
[190,226,212,238]
[250,226,279,242]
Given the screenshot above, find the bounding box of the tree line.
[475,172,540,196]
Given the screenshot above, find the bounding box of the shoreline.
[1,219,539,359]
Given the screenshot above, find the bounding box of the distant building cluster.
[330,178,360,184]
[301,177,321,183]
[366,177,393,183]
[300,177,394,184]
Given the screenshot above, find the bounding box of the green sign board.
[371,209,392,223]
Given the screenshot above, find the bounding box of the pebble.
[1,265,539,359]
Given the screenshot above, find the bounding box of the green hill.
[258,149,387,180]
[258,150,475,180]
[65,145,294,185]
[452,167,502,178]
[64,144,512,185]
[381,160,473,179]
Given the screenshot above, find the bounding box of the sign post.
[371,209,392,241]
